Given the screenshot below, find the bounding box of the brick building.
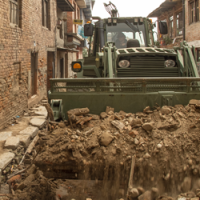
[148,0,200,69]
[64,0,95,78]
[46,0,95,82]
[0,0,74,129]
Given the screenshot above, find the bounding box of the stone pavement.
[0,104,48,171]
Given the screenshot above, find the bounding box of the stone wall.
[0,0,57,129]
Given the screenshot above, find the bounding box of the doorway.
[31,52,38,95]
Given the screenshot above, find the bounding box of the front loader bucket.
[48,78,200,120]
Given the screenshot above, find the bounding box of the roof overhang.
[57,46,79,52]
[148,0,181,18]
[83,0,93,19]
[67,33,84,41]
[57,0,74,12]
[76,0,86,8]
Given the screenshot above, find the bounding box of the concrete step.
[19,126,39,138]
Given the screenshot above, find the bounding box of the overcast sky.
[92,0,165,21]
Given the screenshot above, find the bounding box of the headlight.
[119,60,130,68]
[164,60,176,68]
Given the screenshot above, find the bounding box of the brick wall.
[0,0,57,129]
[185,0,200,42]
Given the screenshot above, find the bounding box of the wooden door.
[60,58,64,78]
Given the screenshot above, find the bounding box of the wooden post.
[126,155,136,200]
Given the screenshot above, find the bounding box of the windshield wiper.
[125,20,139,32]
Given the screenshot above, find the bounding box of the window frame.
[169,15,173,38]
[189,0,199,24]
[10,0,19,25]
[176,11,183,36]
[42,0,50,29]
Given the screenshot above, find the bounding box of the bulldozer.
[48,1,200,121]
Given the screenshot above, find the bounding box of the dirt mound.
[9,100,200,199]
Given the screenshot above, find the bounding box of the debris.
[7,174,21,184]
[19,135,39,165]
[0,152,15,170]
[84,128,94,136]
[68,108,90,116]
[100,112,107,119]
[111,120,125,130]
[181,177,192,193]
[4,137,20,150]
[157,143,162,149]
[131,118,142,127]
[142,123,153,131]
[44,103,54,121]
[189,99,200,105]
[161,106,171,115]
[127,156,136,198]
[0,132,12,142]
[99,131,113,147]
[7,100,200,200]
[30,118,46,129]
[7,168,26,180]
[16,135,31,147]
[106,106,114,113]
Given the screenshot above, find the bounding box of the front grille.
[117,56,179,77]
[83,69,97,77]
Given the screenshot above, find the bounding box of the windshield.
[106,22,146,48]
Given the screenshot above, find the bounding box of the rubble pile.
[5,99,200,200]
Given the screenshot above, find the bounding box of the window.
[42,0,50,29]
[10,0,20,25]
[197,49,200,62]
[60,21,63,39]
[169,16,173,38]
[189,0,199,24]
[176,12,183,36]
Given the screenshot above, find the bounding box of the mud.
[8,101,200,200]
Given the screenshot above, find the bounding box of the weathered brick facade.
[0,0,57,129]
[185,0,200,42]
[64,0,85,78]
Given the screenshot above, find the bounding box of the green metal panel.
[48,78,200,119]
[188,48,199,77]
[177,50,184,74]
[49,92,200,120]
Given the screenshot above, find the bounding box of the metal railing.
[49,77,200,94]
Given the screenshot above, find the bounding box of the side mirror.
[84,24,93,36]
[158,21,168,35]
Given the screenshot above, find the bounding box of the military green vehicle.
[48,2,200,120]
